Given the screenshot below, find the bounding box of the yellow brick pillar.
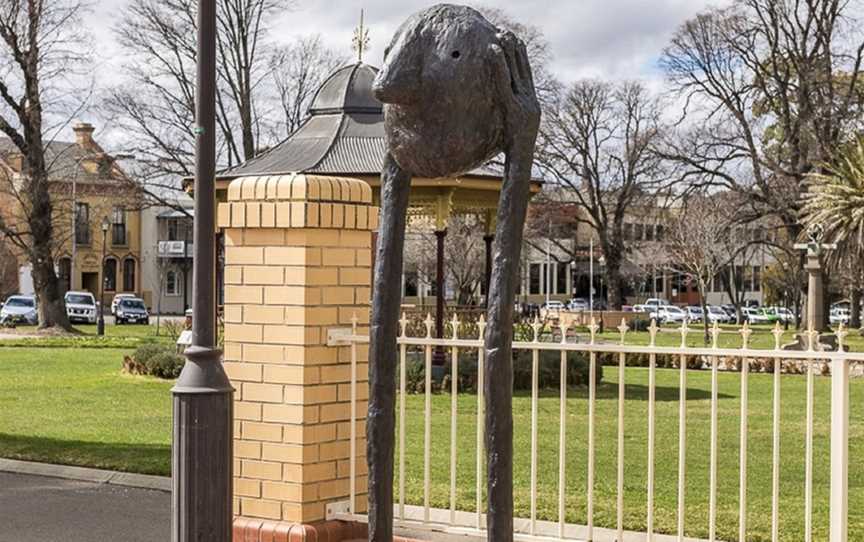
[217,174,375,540]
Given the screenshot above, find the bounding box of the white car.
[741,307,770,324]
[65,291,97,324]
[543,301,566,313]
[830,307,851,325]
[0,295,37,325]
[685,306,704,323]
[645,298,669,309]
[655,305,686,324]
[111,293,137,315]
[706,305,732,324]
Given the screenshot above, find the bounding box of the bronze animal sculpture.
[367,5,540,542]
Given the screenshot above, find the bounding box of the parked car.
[0,295,37,325]
[645,298,669,308]
[65,291,97,324]
[567,298,589,311]
[741,307,770,324]
[765,306,795,324]
[721,304,738,320]
[115,297,150,325]
[685,306,704,323]
[706,305,732,324]
[830,307,851,325]
[656,305,686,324]
[111,293,137,315]
[757,307,780,324]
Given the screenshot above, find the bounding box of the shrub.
[125,343,185,379]
[513,349,603,389]
[133,344,167,368]
[145,351,185,379]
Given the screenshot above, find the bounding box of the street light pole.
[171,1,233,541]
[98,217,109,336]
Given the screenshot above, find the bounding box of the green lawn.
[0,347,172,474]
[398,366,864,542]
[0,343,862,541]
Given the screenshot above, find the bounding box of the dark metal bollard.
[172,347,233,542]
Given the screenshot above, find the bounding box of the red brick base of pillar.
[233,517,421,542]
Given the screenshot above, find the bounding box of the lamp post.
[171,0,233,540]
[98,217,109,336]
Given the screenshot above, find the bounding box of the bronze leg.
[367,154,412,542]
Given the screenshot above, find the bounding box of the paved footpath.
[0,472,169,542]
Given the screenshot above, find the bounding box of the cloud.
[93,0,726,86]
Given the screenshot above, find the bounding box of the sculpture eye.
[451,50,461,59]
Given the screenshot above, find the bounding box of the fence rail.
[331,315,859,542]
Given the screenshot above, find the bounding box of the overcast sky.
[91,0,728,84]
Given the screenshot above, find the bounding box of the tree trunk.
[604,252,625,309]
[698,280,710,345]
[851,288,861,329]
[31,257,70,329]
[27,168,71,330]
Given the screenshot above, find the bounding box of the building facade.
[0,123,143,305]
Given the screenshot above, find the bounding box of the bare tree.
[666,194,733,343]
[105,0,295,183]
[661,0,864,238]
[270,35,346,139]
[0,0,94,329]
[536,79,666,309]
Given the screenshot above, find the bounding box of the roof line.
[306,112,348,173]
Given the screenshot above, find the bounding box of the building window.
[634,223,644,242]
[529,263,542,295]
[123,257,135,292]
[104,257,117,291]
[75,202,90,245]
[655,225,665,241]
[645,225,655,241]
[655,273,664,294]
[112,207,127,246]
[404,271,418,297]
[556,262,569,294]
[752,265,762,292]
[165,269,180,296]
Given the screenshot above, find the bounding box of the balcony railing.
[330,317,859,542]
[157,240,193,258]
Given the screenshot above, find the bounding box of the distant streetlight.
[98,216,110,336]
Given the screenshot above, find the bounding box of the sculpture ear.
[489,31,533,99]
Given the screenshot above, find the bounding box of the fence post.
[830,356,849,542]
[217,174,375,540]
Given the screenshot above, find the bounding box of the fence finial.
[771,321,784,351]
[559,320,569,345]
[836,322,848,353]
[399,312,408,338]
[617,318,629,346]
[740,321,752,350]
[477,314,486,341]
[679,320,690,348]
[351,312,359,334]
[711,320,721,349]
[531,315,542,343]
[424,313,434,339]
[450,313,460,340]
[588,317,599,345]
[648,319,659,347]
[806,324,818,352]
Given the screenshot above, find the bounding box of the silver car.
[0,295,38,325]
[65,291,97,324]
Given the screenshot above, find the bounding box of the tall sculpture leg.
[368,154,412,542]
[484,33,541,542]
[484,145,534,542]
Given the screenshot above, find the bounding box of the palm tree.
[801,136,864,327]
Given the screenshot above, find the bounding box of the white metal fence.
[330,316,860,542]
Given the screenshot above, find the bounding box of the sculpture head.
[373,4,508,179]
